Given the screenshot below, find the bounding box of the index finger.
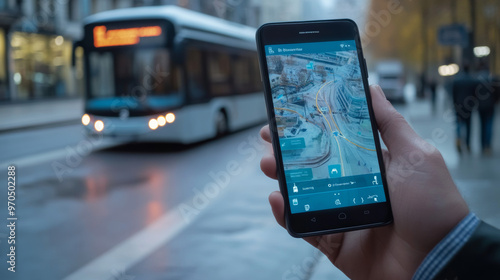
[260,124,272,143]
[370,85,420,153]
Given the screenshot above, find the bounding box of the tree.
[298,69,311,86]
[269,56,284,74]
[365,0,499,76]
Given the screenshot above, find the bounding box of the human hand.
[260,85,469,280]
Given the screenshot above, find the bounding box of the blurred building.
[1,0,91,102]
[0,0,23,102]
[0,0,261,103]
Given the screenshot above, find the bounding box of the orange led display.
[93,25,162,48]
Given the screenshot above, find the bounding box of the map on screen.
[265,40,386,214]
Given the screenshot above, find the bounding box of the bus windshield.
[88,48,178,99]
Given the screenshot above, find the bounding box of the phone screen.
[264,40,386,214]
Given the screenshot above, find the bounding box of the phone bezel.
[256,19,393,237]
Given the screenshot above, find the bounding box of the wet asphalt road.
[1,97,499,280]
[1,124,345,280]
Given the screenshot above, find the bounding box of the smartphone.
[256,20,393,237]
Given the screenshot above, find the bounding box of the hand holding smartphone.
[256,20,393,237]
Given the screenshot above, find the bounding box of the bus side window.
[186,48,206,102]
[233,54,252,94]
[207,50,232,96]
[250,54,262,92]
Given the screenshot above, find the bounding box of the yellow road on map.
[316,81,375,152]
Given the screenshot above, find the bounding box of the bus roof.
[83,5,256,43]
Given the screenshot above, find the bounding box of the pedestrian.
[451,64,478,153]
[428,77,437,114]
[476,60,497,155]
[260,85,500,279]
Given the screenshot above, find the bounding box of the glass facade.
[10,32,75,101]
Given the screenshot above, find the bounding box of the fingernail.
[372,84,386,99]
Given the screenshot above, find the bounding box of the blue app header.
[265,40,356,56]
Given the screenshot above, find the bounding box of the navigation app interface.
[265,40,386,214]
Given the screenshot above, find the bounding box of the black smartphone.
[256,20,393,237]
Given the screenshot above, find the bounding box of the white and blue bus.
[76,6,266,143]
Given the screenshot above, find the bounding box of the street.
[1,93,499,280]
[0,121,344,280]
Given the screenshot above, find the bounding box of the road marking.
[334,136,345,176]
[0,149,69,169]
[63,208,189,280]
[315,81,334,132]
[274,107,306,120]
[0,139,120,168]
[320,83,376,152]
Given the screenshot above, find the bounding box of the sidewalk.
[0,98,83,131]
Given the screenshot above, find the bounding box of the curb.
[0,119,81,134]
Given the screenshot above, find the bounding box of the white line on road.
[0,139,121,169]
[63,208,189,280]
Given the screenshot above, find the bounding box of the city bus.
[76,6,266,143]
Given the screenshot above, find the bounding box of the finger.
[260,155,278,180]
[370,85,420,153]
[269,191,286,228]
[260,125,272,143]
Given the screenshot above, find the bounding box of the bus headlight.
[149,118,158,130]
[94,120,104,132]
[165,113,175,123]
[157,115,166,126]
[82,114,90,126]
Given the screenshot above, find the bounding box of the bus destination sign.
[93,25,163,48]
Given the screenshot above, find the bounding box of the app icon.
[292,198,298,206]
[335,199,341,206]
[304,204,310,211]
[328,164,342,178]
[293,183,298,193]
[372,175,379,185]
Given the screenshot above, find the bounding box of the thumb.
[369,85,420,153]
